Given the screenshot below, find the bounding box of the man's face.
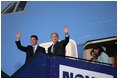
[30,37,37,45]
[51,34,58,43]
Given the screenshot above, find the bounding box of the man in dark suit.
[15,32,45,64]
[48,26,69,56]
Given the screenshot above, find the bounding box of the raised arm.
[15,32,27,52]
[63,25,69,46]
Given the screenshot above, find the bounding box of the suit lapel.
[29,46,34,55]
[48,45,52,54]
[49,41,59,54]
[50,44,55,54]
[53,42,59,53]
[35,46,39,54]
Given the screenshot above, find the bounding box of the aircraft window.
[16,1,27,12]
[3,2,17,14]
[84,37,117,68]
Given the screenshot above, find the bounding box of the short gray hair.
[51,33,59,38]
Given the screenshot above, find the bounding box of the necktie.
[33,46,35,53]
[51,44,55,53]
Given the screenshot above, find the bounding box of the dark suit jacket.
[15,40,45,64]
[48,36,69,56]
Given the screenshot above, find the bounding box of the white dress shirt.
[33,44,38,53]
